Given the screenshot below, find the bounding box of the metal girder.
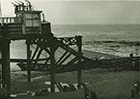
[33,48,43,68]
[57,53,72,65]
[17,35,140,73]
[18,57,140,72]
[17,35,83,72]
[18,63,52,71]
[31,46,39,60]
[58,37,77,46]
[56,51,68,64]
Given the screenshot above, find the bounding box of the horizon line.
[52,23,140,25]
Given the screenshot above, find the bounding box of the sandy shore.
[11,70,139,99]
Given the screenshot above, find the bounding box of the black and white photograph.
[0,0,139,99]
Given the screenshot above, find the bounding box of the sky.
[1,0,140,24]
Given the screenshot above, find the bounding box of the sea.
[52,24,140,56]
[9,24,140,70]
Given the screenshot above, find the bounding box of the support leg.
[50,71,55,93]
[26,40,31,83]
[76,36,82,89]
[2,40,10,97]
[50,47,56,93]
[77,70,82,89]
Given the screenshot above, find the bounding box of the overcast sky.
[1,0,140,24]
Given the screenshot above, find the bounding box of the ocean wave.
[83,40,140,46]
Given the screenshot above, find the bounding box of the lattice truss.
[18,36,85,72]
[18,35,140,72]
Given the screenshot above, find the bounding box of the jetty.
[0,1,139,98]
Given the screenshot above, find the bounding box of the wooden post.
[77,70,82,89]
[76,36,82,89]
[26,39,31,83]
[50,46,56,93]
[1,40,11,98]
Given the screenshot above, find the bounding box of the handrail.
[0,17,22,24]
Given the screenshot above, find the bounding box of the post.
[76,36,82,89]
[77,70,82,89]
[50,46,56,93]
[1,40,11,98]
[26,39,31,83]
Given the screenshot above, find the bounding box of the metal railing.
[0,17,22,24]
